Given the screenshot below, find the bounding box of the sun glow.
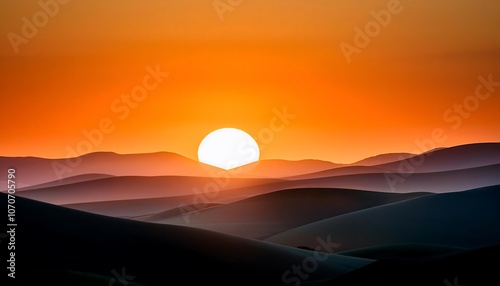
[198,128,260,170]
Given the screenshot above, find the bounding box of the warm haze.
[1,0,499,164]
[2,2,500,284]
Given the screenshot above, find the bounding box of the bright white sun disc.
[198,128,260,170]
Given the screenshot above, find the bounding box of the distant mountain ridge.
[2,142,499,189]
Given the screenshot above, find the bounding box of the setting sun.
[198,128,260,170]
[1,1,499,285]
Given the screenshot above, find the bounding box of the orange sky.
[1,0,500,163]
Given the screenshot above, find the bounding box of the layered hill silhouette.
[0,152,202,188]
[322,244,500,286]
[142,188,429,239]
[15,161,500,208]
[64,195,216,218]
[292,142,500,180]
[5,142,498,190]
[350,152,416,166]
[2,142,500,285]
[6,193,373,286]
[17,175,284,205]
[6,143,498,219]
[0,152,339,188]
[266,185,500,251]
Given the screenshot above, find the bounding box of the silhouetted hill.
[321,244,500,286]
[293,142,500,180]
[337,243,466,261]
[266,185,500,251]
[16,176,283,204]
[351,152,415,166]
[148,188,429,239]
[5,193,373,285]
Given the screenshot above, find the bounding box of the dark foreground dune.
[5,193,372,286]
[321,244,500,286]
[146,188,429,239]
[336,243,467,261]
[266,185,500,251]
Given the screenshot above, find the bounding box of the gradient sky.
[1,0,500,163]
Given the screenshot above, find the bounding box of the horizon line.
[1,141,499,165]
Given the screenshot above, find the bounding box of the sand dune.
[239,159,341,178]
[0,152,218,188]
[146,188,429,239]
[18,173,116,191]
[19,162,499,211]
[182,161,500,197]
[4,142,499,285]
[139,203,223,220]
[63,194,204,218]
[64,162,498,223]
[350,152,416,166]
[7,193,373,286]
[266,185,500,251]
[17,175,283,205]
[322,244,500,286]
[291,163,500,193]
[293,142,500,180]
[336,243,467,261]
[3,143,498,192]
[0,152,338,189]
[287,165,388,180]
[378,142,500,173]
